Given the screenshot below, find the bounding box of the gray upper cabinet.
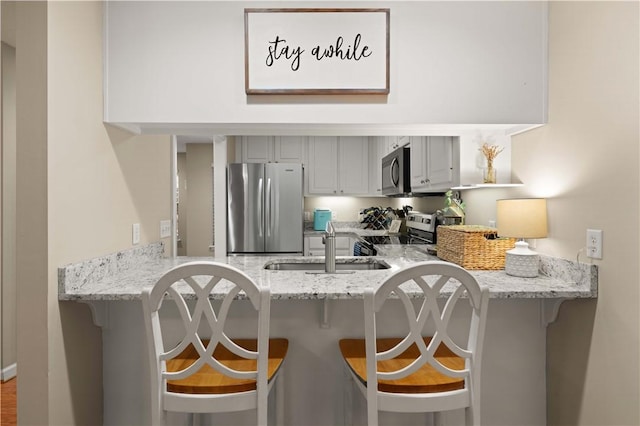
[369,137,385,196]
[238,136,272,163]
[274,137,306,163]
[383,136,410,155]
[307,137,369,196]
[338,137,370,195]
[410,136,460,192]
[237,136,306,163]
[307,137,338,194]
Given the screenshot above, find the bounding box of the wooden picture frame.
[244,8,390,95]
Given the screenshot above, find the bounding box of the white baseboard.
[1,363,17,381]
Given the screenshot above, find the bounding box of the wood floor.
[1,378,17,426]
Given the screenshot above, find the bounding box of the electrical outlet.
[132,223,140,245]
[160,220,172,238]
[586,229,603,259]
[331,211,338,220]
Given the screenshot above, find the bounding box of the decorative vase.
[483,162,496,184]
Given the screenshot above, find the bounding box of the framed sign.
[244,8,390,95]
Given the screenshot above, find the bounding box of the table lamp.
[496,198,548,277]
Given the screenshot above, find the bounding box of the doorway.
[175,136,215,257]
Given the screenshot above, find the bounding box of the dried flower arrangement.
[479,142,504,183]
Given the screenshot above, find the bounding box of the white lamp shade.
[496,199,548,239]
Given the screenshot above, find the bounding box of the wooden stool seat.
[339,337,465,394]
[167,338,288,394]
[337,261,490,426]
[142,261,288,425]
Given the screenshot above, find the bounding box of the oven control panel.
[406,212,437,233]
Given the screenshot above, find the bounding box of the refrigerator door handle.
[266,178,272,237]
[258,177,264,237]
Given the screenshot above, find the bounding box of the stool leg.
[276,370,285,425]
[343,364,353,425]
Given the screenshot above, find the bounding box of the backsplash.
[303,196,445,222]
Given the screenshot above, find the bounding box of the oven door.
[381,147,410,196]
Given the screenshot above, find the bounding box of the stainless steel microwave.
[381,146,411,196]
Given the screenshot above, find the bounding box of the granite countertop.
[58,242,598,302]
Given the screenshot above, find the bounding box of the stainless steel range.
[356,212,440,256]
[405,211,439,244]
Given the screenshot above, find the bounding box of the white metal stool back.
[142,261,284,426]
[340,260,489,426]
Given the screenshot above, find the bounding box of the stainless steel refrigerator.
[227,163,303,254]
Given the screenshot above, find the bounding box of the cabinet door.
[336,236,352,256]
[410,136,428,189]
[240,136,273,163]
[426,136,454,186]
[383,136,397,154]
[305,236,325,256]
[305,235,353,256]
[307,137,338,194]
[382,136,409,154]
[411,136,458,191]
[338,137,369,195]
[274,136,305,163]
[369,137,385,196]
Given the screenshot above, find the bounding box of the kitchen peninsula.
[59,241,596,426]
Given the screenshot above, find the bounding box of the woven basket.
[436,225,516,270]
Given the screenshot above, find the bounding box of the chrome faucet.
[323,221,336,273]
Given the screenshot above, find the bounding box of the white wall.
[104,1,548,130]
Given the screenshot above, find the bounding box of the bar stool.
[339,261,489,425]
[142,261,288,425]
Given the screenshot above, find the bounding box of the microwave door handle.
[390,157,399,187]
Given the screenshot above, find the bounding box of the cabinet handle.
[333,190,337,193]
[340,190,344,193]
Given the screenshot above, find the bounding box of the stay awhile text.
[265,33,373,71]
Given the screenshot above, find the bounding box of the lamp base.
[504,241,540,278]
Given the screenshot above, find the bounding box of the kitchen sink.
[263,258,391,271]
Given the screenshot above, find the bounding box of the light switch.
[160,220,172,238]
[132,223,140,245]
[586,229,603,259]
